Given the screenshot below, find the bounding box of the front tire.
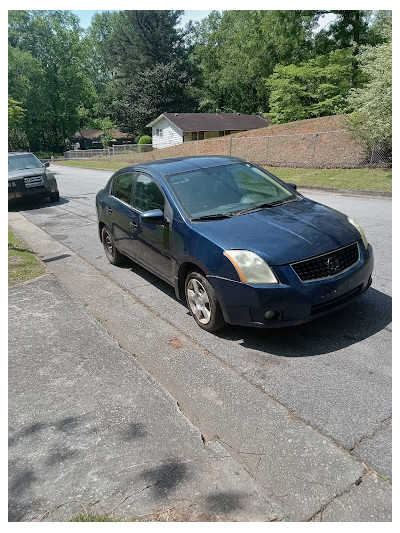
[50,191,60,202]
[185,271,225,332]
[101,226,125,266]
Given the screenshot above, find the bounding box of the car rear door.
[105,171,136,257]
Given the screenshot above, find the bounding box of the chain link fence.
[64,131,391,168]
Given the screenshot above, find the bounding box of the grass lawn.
[55,159,126,171]
[8,228,45,286]
[55,160,392,192]
[266,167,392,192]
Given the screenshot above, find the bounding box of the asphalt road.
[11,163,392,478]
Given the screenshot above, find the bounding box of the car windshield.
[166,162,297,219]
[8,154,43,172]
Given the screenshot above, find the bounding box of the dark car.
[8,152,60,203]
[96,156,373,332]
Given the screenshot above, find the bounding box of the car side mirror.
[140,208,165,225]
[286,182,297,191]
[44,162,50,168]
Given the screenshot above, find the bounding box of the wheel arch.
[176,261,206,300]
[98,221,106,242]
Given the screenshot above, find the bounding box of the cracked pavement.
[8,165,392,521]
[9,275,287,522]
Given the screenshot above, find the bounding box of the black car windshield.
[8,154,43,172]
[166,162,297,219]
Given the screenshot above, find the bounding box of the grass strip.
[8,228,45,286]
[267,167,392,192]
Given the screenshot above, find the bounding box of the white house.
[146,113,269,149]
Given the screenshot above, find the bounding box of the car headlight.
[223,250,279,284]
[347,217,368,249]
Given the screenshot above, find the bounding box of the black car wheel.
[185,271,225,332]
[101,226,125,266]
[50,191,60,202]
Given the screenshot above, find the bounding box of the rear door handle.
[129,220,138,229]
[106,206,113,214]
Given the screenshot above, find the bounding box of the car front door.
[130,172,173,283]
[106,172,136,256]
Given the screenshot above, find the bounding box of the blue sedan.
[95,156,373,332]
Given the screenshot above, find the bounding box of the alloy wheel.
[186,278,212,324]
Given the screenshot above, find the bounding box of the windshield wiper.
[191,212,235,221]
[232,198,298,217]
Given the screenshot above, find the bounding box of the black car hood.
[194,199,360,265]
[8,169,46,180]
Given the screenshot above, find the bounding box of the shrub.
[138,135,152,145]
[138,135,152,152]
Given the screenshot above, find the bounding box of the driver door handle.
[129,220,138,229]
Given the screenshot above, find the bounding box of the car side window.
[134,174,165,212]
[111,173,134,205]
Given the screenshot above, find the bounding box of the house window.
[156,128,163,137]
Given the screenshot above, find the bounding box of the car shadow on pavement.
[119,258,180,296]
[116,260,391,358]
[217,287,391,357]
[8,197,69,212]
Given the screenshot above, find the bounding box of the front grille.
[291,242,359,282]
[24,176,44,188]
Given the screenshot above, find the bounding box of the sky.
[71,10,213,29]
[71,8,338,32]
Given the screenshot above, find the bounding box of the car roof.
[125,156,244,177]
[8,152,34,156]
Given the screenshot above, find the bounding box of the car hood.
[8,169,45,180]
[194,198,360,265]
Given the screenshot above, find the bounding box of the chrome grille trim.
[291,242,360,282]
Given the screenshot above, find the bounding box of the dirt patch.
[229,115,348,138]
[167,337,184,349]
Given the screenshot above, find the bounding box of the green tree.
[8,98,27,151]
[347,21,392,150]
[99,10,196,137]
[265,48,355,124]
[189,10,319,114]
[313,10,389,88]
[112,62,196,137]
[83,11,120,98]
[8,10,96,151]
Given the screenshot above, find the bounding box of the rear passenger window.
[111,173,134,204]
[134,174,164,212]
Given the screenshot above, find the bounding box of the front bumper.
[8,174,58,203]
[209,243,374,328]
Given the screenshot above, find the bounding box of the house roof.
[70,129,132,141]
[146,113,269,132]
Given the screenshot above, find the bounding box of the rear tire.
[101,226,125,266]
[185,271,225,332]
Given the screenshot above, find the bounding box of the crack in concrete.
[307,470,374,522]
[349,415,392,453]
[108,462,191,516]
